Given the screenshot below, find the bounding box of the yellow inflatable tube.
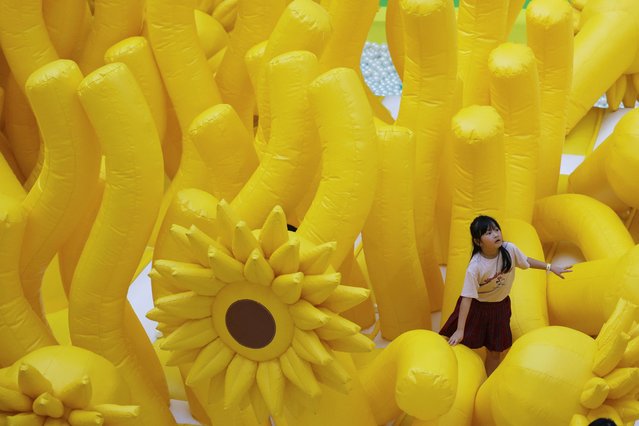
[0,195,56,367]
[0,0,58,93]
[457,0,508,107]
[566,1,639,132]
[319,0,392,124]
[20,60,101,320]
[533,194,634,261]
[526,0,573,199]
[569,107,639,213]
[69,63,173,425]
[42,0,88,58]
[488,42,540,223]
[232,51,320,228]
[76,0,145,73]
[442,105,505,320]
[105,36,169,142]
[297,68,379,269]
[501,218,548,339]
[253,0,331,151]
[545,244,639,336]
[188,104,258,203]
[146,0,222,197]
[534,195,636,334]
[359,330,457,423]
[215,0,286,130]
[362,126,431,339]
[394,0,457,312]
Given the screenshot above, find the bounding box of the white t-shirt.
[460,242,530,302]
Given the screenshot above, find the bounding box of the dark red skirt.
[439,296,512,352]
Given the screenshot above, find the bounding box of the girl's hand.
[448,329,464,346]
[550,264,573,279]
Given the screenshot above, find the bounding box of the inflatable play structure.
[1,0,639,424]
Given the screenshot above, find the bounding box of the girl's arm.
[448,297,472,346]
[527,257,573,279]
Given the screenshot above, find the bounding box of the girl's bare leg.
[485,350,502,376]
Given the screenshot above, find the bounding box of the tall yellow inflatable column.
[231,51,321,228]
[488,43,540,223]
[526,0,573,199]
[394,0,457,311]
[0,0,60,180]
[215,0,286,130]
[297,68,379,269]
[76,0,145,74]
[69,63,174,425]
[442,106,505,320]
[20,60,101,321]
[457,0,509,107]
[0,195,56,367]
[362,126,432,339]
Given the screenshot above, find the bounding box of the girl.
[439,215,572,375]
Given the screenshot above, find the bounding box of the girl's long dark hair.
[470,215,512,273]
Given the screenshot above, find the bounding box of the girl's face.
[476,225,502,256]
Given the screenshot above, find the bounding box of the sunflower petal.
[186,339,235,385]
[232,221,262,263]
[216,199,240,250]
[165,348,200,367]
[32,392,64,418]
[67,410,104,426]
[320,285,370,313]
[272,272,304,304]
[279,348,321,397]
[311,357,352,395]
[292,329,333,365]
[146,308,185,325]
[5,413,45,424]
[289,300,330,330]
[161,318,218,351]
[315,309,360,340]
[325,333,375,352]
[148,268,183,293]
[169,224,191,252]
[249,383,270,423]
[224,355,257,408]
[187,224,230,258]
[0,386,32,411]
[58,376,91,409]
[301,273,340,305]
[268,237,300,275]
[208,247,245,283]
[171,265,225,296]
[603,367,639,399]
[244,249,274,286]
[259,206,289,258]
[256,360,285,416]
[154,291,213,320]
[299,242,336,274]
[18,364,52,398]
[92,404,140,421]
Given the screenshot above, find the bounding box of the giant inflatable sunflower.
[148,201,373,419]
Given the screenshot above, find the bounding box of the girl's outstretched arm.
[527,257,573,279]
[448,297,472,345]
